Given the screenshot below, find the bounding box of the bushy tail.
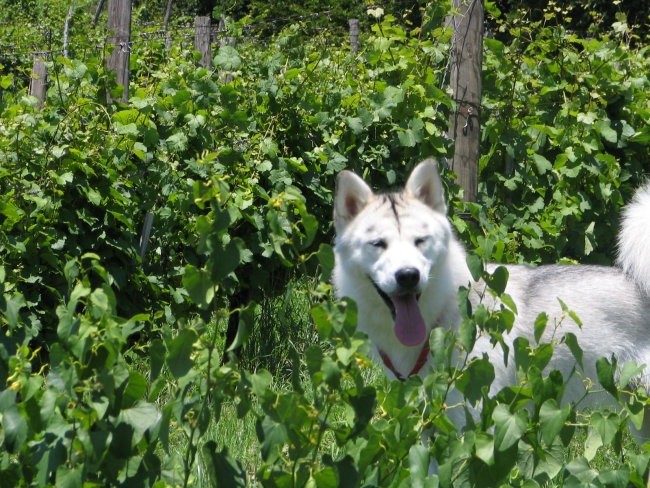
[617,181,650,296]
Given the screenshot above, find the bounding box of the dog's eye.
[414,237,428,247]
[369,238,387,249]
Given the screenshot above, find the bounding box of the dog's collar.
[378,341,430,381]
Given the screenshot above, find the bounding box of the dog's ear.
[405,159,447,214]
[334,170,374,231]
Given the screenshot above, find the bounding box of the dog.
[333,159,650,435]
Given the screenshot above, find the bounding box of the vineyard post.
[349,18,360,52]
[163,0,173,31]
[447,0,483,202]
[63,5,74,58]
[194,16,211,68]
[106,0,132,103]
[139,212,155,261]
[29,55,47,107]
[92,0,105,27]
[163,0,173,50]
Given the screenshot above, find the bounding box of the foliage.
[0,1,649,486]
[460,1,650,266]
[491,0,649,42]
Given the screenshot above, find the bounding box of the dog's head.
[333,159,452,346]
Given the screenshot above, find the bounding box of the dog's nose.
[395,267,420,289]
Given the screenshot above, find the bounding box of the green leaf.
[531,153,552,175]
[485,266,508,295]
[456,357,494,405]
[89,287,113,317]
[0,200,25,229]
[55,466,83,488]
[122,370,148,407]
[259,417,288,463]
[347,386,376,435]
[346,116,364,134]
[0,73,12,89]
[313,467,338,488]
[85,187,102,205]
[226,304,255,352]
[596,356,619,399]
[202,442,247,487]
[533,312,548,344]
[117,402,162,445]
[114,121,139,136]
[591,411,619,445]
[565,457,598,484]
[583,425,603,462]
[597,468,630,488]
[166,328,198,379]
[182,265,217,309]
[317,243,335,281]
[248,370,272,397]
[492,404,527,452]
[210,237,245,282]
[149,338,166,382]
[594,120,617,143]
[458,317,477,352]
[618,361,645,389]
[0,392,27,453]
[474,432,495,466]
[4,293,25,328]
[466,254,484,282]
[408,444,432,487]
[398,126,422,147]
[557,298,582,326]
[539,399,570,446]
[577,112,597,125]
[563,332,584,369]
[214,45,241,70]
[166,131,188,152]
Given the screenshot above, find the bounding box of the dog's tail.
[617,181,650,296]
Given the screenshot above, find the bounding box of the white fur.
[333,160,650,436]
[618,182,650,296]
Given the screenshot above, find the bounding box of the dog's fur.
[333,159,650,432]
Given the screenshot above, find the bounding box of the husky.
[333,159,650,433]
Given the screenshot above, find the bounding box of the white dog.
[333,159,650,434]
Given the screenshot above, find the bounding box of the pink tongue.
[390,294,426,346]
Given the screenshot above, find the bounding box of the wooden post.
[63,6,74,58]
[29,55,47,107]
[106,0,132,103]
[194,16,211,68]
[92,0,105,27]
[349,19,360,53]
[163,0,173,31]
[139,211,155,261]
[163,0,173,51]
[447,0,483,203]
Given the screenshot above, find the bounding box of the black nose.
[395,267,420,289]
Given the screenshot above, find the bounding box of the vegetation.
[0,0,649,486]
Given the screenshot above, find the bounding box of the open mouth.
[370,279,427,347]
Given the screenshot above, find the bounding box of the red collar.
[378,341,430,381]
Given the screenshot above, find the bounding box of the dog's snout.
[395,267,420,289]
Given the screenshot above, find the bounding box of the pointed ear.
[334,170,374,232]
[404,159,447,214]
